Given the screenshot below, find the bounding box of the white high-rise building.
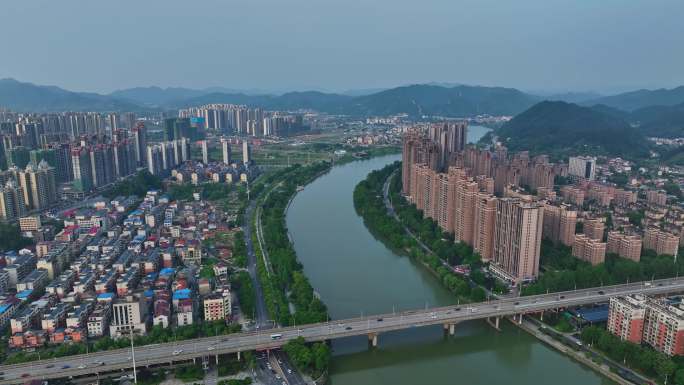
[568,156,596,180]
[109,296,146,338]
[201,140,209,164]
[263,118,273,136]
[242,140,251,165]
[222,139,231,165]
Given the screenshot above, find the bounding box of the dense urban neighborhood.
[1,2,684,382]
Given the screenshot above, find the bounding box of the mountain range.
[0,78,141,112]
[582,86,684,111]
[1,78,684,138]
[0,78,540,117]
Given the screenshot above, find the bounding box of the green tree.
[470,287,487,302]
[104,170,162,198]
[0,223,32,252]
[311,342,331,375]
[673,368,684,385]
[655,355,677,381]
[283,337,313,371]
[627,210,645,227]
[665,181,683,201]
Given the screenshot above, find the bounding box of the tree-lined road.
[243,199,270,327]
[2,277,684,384]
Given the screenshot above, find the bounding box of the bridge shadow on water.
[329,320,534,375]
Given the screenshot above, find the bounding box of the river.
[285,126,612,385]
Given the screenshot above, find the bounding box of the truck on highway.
[270,333,283,340]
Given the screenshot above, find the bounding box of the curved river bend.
[286,127,612,385]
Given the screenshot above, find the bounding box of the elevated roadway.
[1,277,683,384]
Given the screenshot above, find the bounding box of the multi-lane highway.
[1,277,684,383]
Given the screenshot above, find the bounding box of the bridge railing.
[1,277,683,379]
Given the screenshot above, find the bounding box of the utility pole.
[675,248,678,263]
[130,330,138,384]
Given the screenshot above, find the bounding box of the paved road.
[255,205,275,276]
[252,184,308,385]
[243,199,270,327]
[245,191,307,385]
[3,277,684,384]
[244,198,288,385]
[272,350,307,385]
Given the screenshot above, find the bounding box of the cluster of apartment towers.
[402,123,676,286]
[609,294,684,356]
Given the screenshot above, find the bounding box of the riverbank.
[250,151,402,383]
[251,162,332,327]
[252,146,402,315]
[351,162,628,385]
[514,317,634,385]
[352,162,487,303]
[287,154,612,385]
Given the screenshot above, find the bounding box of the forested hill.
[496,101,649,158]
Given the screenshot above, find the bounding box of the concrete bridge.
[1,277,684,384]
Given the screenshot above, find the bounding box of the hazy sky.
[1,0,683,94]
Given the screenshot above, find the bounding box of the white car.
[78,364,87,369]
[287,369,292,374]
[207,346,215,351]
[173,349,183,355]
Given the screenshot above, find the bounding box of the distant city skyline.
[1,0,683,94]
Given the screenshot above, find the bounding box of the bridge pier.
[485,317,501,331]
[237,351,241,361]
[540,310,544,322]
[443,323,457,336]
[215,354,219,365]
[368,333,378,348]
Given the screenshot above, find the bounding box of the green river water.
[285,127,613,385]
